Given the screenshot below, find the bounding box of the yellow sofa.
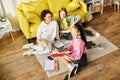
[16,0,88,41]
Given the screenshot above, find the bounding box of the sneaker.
[69,66,77,78]
[22,43,34,49]
[74,66,78,74]
[63,74,68,80]
[23,49,35,56]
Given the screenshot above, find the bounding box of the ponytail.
[75,22,87,46]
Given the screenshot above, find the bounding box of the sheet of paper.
[44,60,54,71]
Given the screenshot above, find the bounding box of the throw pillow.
[25,12,40,23]
[66,0,80,12]
[27,1,49,16]
[48,0,71,13]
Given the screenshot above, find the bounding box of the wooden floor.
[0,7,120,80]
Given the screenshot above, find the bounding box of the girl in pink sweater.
[61,22,87,78]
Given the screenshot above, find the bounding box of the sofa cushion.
[30,23,40,38]
[70,9,85,22]
[48,0,71,13]
[16,9,30,39]
[30,23,40,33]
[27,1,49,16]
[19,3,40,23]
[53,13,59,20]
[25,12,40,23]
[19,1,48,23]
[18,2,36,14]
[66,0,80,12]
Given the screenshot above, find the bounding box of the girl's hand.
[63,55,71,62]
[53,48,60,53]
[41,32,48,40]
[37,39,47,48]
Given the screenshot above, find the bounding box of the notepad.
[44,60,54,71]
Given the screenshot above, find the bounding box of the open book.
[44,60,59,72]
[53,40,64,48]
[53,40,64,52]
[53,40,71,52]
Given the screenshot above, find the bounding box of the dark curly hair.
[40,10,53,21]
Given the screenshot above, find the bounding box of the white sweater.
[36,21,59,52]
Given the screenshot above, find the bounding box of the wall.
[0,0,4,17]
[1,0,30,30]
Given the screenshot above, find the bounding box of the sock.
[67,63,74,71]
[74,64,78,74]
[23,49,34,56]
[22,43,34,49]
[31,45,44,51]
[74,64,78,67]
[37,48,50,55]
[31,46,50,55]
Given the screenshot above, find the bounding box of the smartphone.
[47,56,54,60]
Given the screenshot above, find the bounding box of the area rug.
[35,27,119,78]
[85,27,119,61]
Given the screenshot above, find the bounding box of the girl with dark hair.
[75,22,87,46]
[57,8,82,40]
[23,10,59,56]
[40,10,53,21]
[61,22,87,78]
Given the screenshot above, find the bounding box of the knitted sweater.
[66,36,86,60]
[36,21,59,51]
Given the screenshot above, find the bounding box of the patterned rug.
[35,27,119,78]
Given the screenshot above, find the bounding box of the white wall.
[0,0,4,17]
[1,0,30,30]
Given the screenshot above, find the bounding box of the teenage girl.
[61,22,87,78]
[57,8,82,40]
[23,10,59,55]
